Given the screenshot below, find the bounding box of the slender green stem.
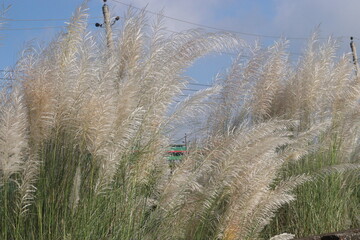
[3,179,8,240]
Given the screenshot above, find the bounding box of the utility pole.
[95,0,120,50]
[350,37,359,76]
[184,133,187,148]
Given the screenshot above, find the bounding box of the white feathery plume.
[270,233,295,240]
[16,154,40,216]
[0,87,28,181]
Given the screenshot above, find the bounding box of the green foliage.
[263,141,360,238]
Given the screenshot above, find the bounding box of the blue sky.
[1,0,360,84]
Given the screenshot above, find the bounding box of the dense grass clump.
[0,3,359,240]
[208,32,360,238]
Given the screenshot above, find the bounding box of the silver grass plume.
[16,153,39,216]
[153,120,321,240]
[166,85,222,134]
[270,233,295,240]
[250,39,289,122]
[94,107,145,194]
[69,165,81,211]
[0,87,28,182]
[17,45,56,146]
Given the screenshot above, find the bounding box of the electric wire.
[182,88,200,92]
[0,26,65,31]
[0,1,356,41]
[2,16,102,22]
[110,0,348,41]
[0,22,98,31]
[0,3,356,93]
[1,8,354,54]
[187,82,212,87]
[0,75,213,89]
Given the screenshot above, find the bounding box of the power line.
[182,88,200,92]
[152,25,304,57]
[0,5,354,47]
[0,75,213,90]
[2,16,102,22]
[0,26,65,31]
[188,82,212,87]
[110,0,346,41]
[0,2,356,42]
[0,22,99,31]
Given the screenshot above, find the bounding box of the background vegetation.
[0,3,359,240]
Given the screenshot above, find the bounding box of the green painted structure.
[167,144,187,162]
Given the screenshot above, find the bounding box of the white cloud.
[273,0,360,38]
